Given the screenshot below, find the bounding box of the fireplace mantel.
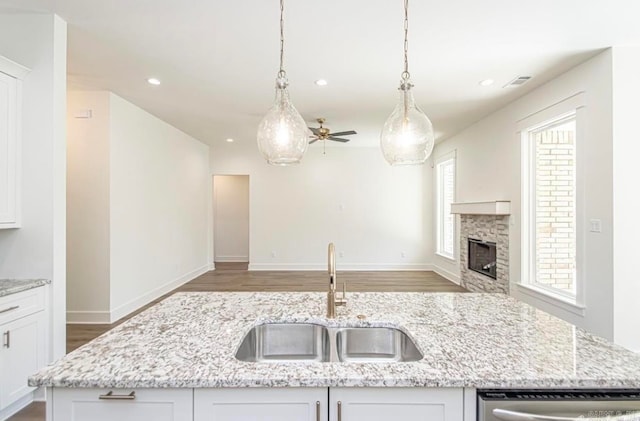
[450,201,511,216]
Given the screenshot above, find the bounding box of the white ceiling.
[2,0,640,148]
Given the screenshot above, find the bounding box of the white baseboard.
[214,255,249,262]
[0,390,34,420]
[109,264,211,323]
[248,263,433,271]
[66,263,211,324]
[209,262,216,271]
[33,386,46,401]
[432,264,461,285]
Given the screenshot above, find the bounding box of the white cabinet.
[0,312,45,407]
[0,286,47,418]
[329,388,464,421]
[194,388,328,421]
[50,386,465,420]
[0,55,28,229]
[52,388,193,421]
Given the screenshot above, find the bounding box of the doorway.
[213,175,250,269]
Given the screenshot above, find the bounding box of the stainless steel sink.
[335,327,423,362]
[236,323,422,363]
[235,323,330,362]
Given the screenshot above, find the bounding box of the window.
[436,153,456,260]
[523,112,577,300]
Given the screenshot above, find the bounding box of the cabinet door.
[0,70,18,227]
[195,388,328,421]
[0,312,45,409]
[329,388,464,421]
[52,388,193,421]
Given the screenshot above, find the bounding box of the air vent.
[503,76,532,88]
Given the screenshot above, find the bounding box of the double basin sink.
[235,323,423,363]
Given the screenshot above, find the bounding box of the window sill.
[515,283,585,317]
[435,252,456,262]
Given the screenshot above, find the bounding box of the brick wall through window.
[533,120,576,294]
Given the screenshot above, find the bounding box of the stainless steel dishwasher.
[478,390,640,421]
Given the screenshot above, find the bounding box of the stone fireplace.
[451,201,510,293]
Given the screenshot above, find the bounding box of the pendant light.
[257,0,309,166]
[380,0,434,165]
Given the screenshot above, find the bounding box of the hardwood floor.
[9,268,464,421]
[6,402,44,421]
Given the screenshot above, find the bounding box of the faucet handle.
[336,279,347,306]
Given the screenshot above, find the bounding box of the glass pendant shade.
[380,81,434,165]
[257,77,309,166]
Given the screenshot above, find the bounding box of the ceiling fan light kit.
[308,118,357,144]
[257,0,433,166]
[256,0,309,166]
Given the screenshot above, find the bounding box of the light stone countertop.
[30,292,640,389]
[0,279,50,297]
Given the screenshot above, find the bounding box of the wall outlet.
[339,251,344,258]
[589,219,602,233]
[271,251,276,258]
[401,251,406,258]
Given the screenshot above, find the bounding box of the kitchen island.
[30,292,640,420]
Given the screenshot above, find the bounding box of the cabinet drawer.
[0,287,45,325]
[52,388,193,421]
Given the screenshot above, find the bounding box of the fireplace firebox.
[468,238,497,279]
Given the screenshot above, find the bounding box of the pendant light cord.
[278,0,286,78]
[402,0,410,81]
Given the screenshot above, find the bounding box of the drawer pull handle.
[0,305,19,314]
[316,401,321,421]
[337,401,342,421]
[99,391,136,400]
[3,331,9,348]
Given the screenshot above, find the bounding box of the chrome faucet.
[327,242,347,318]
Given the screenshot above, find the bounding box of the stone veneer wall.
[460,215,509,293]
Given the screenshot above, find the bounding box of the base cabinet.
[0,313,45,408]
[195,388,328,421]
[330,388,463,421]
[0,286,47,419]
[52,388,193,421]
[50,387,465,421]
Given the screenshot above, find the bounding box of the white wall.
[66,91,211,323]
[211,141,433,270]
[67,92,111,319]
[0,13,67,361]
[611,46,640,351]
[109,93,211,320]
[432,50,615,341]
[213,175,250,262]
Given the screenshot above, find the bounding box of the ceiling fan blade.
[309,127,320,135]
[328,137,351,143]
[309,139,319,144]
[328,130,357,137]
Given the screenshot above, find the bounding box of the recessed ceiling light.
[225,138,234,143]
[147,78,161,86]
[479,79,494,87]
[314,79,328,86]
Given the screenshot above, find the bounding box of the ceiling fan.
[308,118,357,144]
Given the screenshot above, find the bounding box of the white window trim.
[435,150,457,262]
[519,92,586,309]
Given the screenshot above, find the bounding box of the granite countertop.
[0,279,50,297]
[30,292,640,389]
